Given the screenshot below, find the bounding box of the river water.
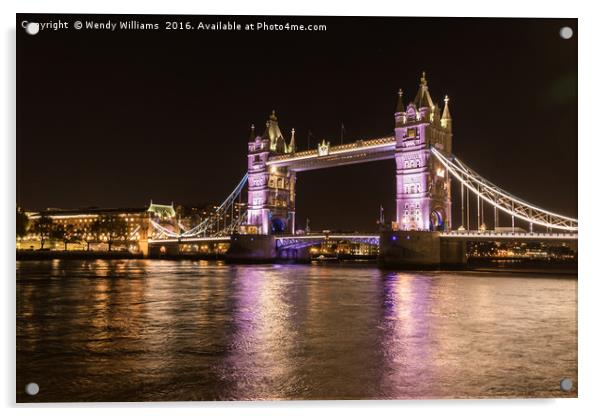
[16,259,577,402]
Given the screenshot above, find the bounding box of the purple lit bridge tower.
[246,111,298,236]
[149,73,577,267]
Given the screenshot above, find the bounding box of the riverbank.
[16,250,228,261]
[16,250,144,260]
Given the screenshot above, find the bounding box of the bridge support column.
[379,231,441,269]
[226,234,277,263]
[277,246,311,263]
[378,231,466,269]
[440,238,467,269]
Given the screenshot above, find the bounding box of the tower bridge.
[148,72,577,268]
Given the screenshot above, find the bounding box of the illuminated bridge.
[148,73,577,267]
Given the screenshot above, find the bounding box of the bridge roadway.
[149,231,577,246]
[266,136,397,172]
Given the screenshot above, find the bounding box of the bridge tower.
[394,72,452,231]
[246,111,297,235]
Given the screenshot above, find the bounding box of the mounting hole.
[559,26,573,40]
[560,377,573,392]
[25,382,39,396]
[24,22,40,36]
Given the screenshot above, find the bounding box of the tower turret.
[394,88,406,127]
[261,120,270,141]
[262,110,287,153]
[395,88,405,114]
[441,95,452,130]
[413,71,435,109]
[288,128,296,153]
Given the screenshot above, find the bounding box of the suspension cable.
[430,147,577,231]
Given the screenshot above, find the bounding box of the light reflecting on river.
[16,260,577,401]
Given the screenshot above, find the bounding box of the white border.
[3,1,601,415]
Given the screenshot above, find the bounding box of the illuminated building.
[21,202,176,254]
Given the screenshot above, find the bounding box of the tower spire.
[262,110,286,152]
[288,128,296,153]
[395,88,405,114]
[441,94,452,129]
[414,70,434,109]
[249,123,255,140]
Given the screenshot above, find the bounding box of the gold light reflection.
[222,266,299,399]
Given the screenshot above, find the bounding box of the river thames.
[16,259,577,402]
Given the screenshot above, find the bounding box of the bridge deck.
[266,136,396,172]
[149,231,577,245]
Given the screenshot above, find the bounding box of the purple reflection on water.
[16,260,577,401]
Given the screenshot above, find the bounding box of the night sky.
[17,14,577,232]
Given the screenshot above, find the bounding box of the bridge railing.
[440,230,578,239]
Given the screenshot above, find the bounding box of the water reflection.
[221,266,303,399]
[16,260,577,401]
[379,273,437,398]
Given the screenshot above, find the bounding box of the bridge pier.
[440,238,468,269]
[278,246,311,263]
[378,231,466,269]
[226,234,277,263]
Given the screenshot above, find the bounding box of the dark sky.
[17,14,577,232]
